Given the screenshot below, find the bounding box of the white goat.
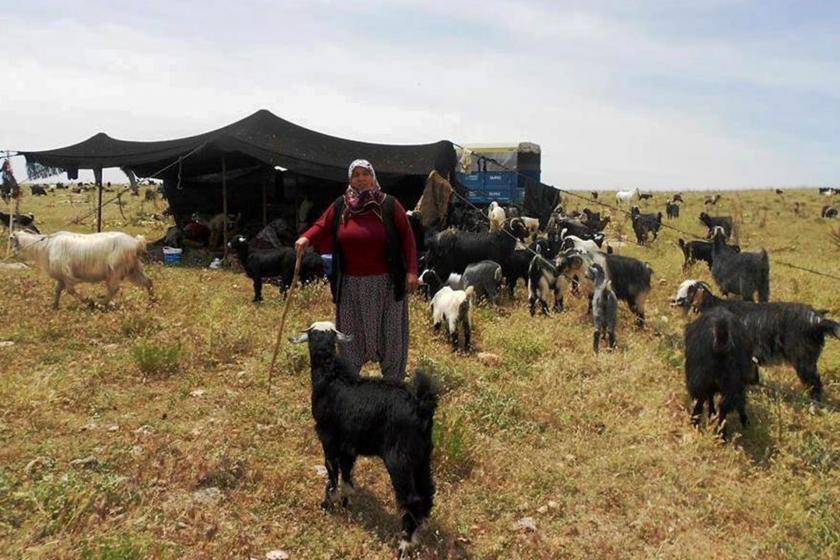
[615,187,641,204]
[12,230,154,309]
[430,286,474,351]
[487,201,506,232]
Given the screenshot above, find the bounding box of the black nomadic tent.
[22,109,458,231]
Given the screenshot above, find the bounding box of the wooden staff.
[267,250,303,394]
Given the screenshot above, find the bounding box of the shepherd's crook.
[267,250,303,394]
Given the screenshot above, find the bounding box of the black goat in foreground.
[674,280,840,399]
[684,307,759,438]
[291,322,438,558]
[0,211,39,233]
[227,235,324,302]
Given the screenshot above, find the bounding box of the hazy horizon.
[2,1,838,189]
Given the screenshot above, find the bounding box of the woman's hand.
[294,236,310,255]
[406,272,419,293]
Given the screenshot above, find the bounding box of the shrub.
[131,341,182,376]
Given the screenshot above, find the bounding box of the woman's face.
[350,166,375,192]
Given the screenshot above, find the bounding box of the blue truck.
[455,143,541,205]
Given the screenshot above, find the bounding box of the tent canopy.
[21,109,457,185]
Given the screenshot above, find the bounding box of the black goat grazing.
[674,280,840,399]
[684,307,759,437]
[672,193,684,203]
[30,185,48,196]
[426,218,527,281]
[677,238,741,271]
[556,249,653,326]
[775,188,784,195]
[591,191,599,200]
[710,228,769,302]
[291,322,438,557]
[821,205,838,218]
[638,192,654,200]
[630,206,663,244]
[699,212,733,240]
[227,235,324,302]
[665,201,680,219]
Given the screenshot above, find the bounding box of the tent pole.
[261,169,268,227]
[95,167,103,232]
[222,155,228,257]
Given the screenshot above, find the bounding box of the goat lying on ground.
[290,322,438,557]
[710,228,769,302]
[684,306,759,438]
[699,212,733,240]
[12,230,153,309]
[430,286,474,351]
[674,280,840,399]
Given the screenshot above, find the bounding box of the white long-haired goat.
[487,201,506,232]
[12,230,154,309]
[615,187,641,204]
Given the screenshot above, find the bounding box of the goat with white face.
[487,201,506,232]
[430,286,474,351]
[291,322,438,557]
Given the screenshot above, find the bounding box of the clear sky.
[1,1,837,189]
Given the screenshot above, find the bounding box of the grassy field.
[1,187,839,559]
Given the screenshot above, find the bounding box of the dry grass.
[0,188,839,559]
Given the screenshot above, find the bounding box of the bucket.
[163,246,183,265]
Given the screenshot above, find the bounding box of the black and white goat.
[710,228,769,302]
[821,205,838,219]
[586,263,617,352]
[290,322,437,556]
[674,280,840,399]
[699,212,733,240]
[684,307,759,437]
[527,254,566,316]
[426,218,527,281]
[430,286,474,351]
[556,248,653,326]
[227,235,324,302]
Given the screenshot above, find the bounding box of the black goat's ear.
[335,330,353,343]
[289,332,309,344]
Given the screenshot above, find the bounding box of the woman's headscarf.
[342,159,385,221]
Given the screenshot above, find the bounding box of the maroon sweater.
[303,200,418,276]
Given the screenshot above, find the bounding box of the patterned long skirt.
[336,273,409,381]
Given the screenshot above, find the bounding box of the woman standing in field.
[295,159,418,381]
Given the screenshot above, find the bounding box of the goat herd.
[7,189,840,558]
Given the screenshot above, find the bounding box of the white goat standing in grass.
[12,230,154,309]
[615,187,641,204]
